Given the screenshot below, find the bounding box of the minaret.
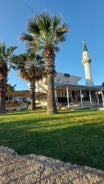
[82,42,94,86]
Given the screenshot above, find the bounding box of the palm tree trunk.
[0,62,8,113]
[30,79,36,110]
[0,79,6,114]
[43,44,57,114]
[0,92,6,113]
[47,75,57,114]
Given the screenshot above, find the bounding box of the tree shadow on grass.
[0,114,104,170]
[4,109,46,116]
[0,107,95,116]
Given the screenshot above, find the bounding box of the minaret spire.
[82,41,94,86]
[82,41,88,51]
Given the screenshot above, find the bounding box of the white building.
[34,42,104,109]
[6,42,104,110]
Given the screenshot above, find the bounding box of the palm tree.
[20,12,68,114]
[12,53,45,110]
[101,82,104,95]
[102,82,104,87]
[7,83,16,92]
[0,42,17,113]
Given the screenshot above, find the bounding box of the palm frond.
[28,21,40,35]
[20,33,34,41]
[7,46,17,56]
[0,42,17,71]
[39,12,51,32]
[0,42,6,55]
[57,24,68,34]
[20,11,68,54]
[51,15,61,31]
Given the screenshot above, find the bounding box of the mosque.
[6,42,104,110]
[32,42,104,109]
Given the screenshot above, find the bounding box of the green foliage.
[101,82,104,86]
[12,52,45,82]
[0,42,17,113]
[20,11,68,114]
[6,83,16,92]
[20,11,68,52]
[0,42,17,75]
[0,42,17,64]
[0,109,104,170]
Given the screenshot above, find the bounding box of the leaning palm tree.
[12,53,45,110]
[0,42,17,113]
[20,12,68,114]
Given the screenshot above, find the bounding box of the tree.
[102,82,104,87]
[12,53,45,110]
[101,82,104,95]
[20,12,68,114]
[7,83,16,92]
[0,42,17,113]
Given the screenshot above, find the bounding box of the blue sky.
[0,0,104,90]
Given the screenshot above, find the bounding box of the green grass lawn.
[0,109,104,170]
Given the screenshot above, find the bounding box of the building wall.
[36,72,81,93]
[54,72,81,85]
